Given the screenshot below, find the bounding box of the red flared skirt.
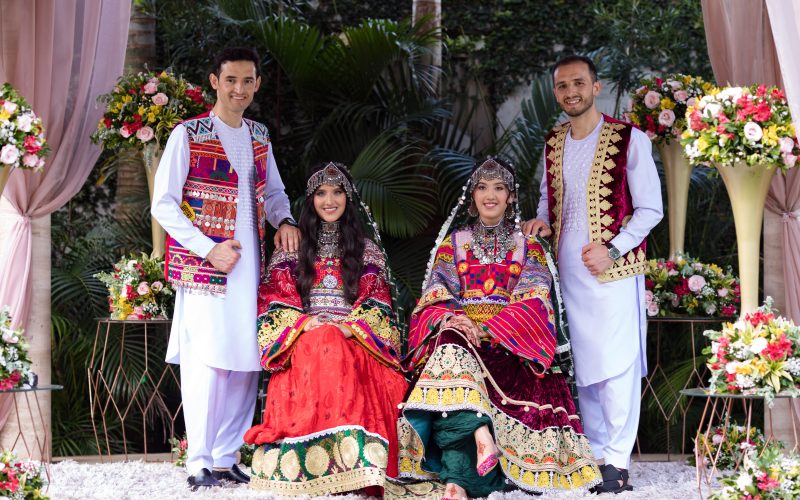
[244,324,408,477]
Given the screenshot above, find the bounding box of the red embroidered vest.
[544,115,647,282]
[164,112,270,294]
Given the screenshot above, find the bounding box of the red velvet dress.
[244,240,407,496]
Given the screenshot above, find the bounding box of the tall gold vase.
[0,166,12,198]
[657,141,693,260]
[716,162,778,314]
[143,144,166,258]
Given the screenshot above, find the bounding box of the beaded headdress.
[469,157,515,193]
[305,162,354,199]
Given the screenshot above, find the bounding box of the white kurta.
[537,118,663,387]
[152,114,292,372]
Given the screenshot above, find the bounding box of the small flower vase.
[657,141,693,260]
[715,161,778,314]
[143,143,166,259]
[0,166,12,198]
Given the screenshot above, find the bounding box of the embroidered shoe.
[476,452,499,477]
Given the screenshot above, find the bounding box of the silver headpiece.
[306,162,354,199]
[469,157,515,193]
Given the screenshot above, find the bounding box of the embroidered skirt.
[244,324,408,496]
[398,329,601,494]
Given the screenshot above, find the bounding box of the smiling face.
[209,60,261,119]
[313,183,348,222]
[472,177,512,226]
[553,61,601,118]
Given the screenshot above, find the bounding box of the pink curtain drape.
[701,0,800,323]
[765,0,800,324]
[0,1,131,329]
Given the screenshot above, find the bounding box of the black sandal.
[592,464,633,494]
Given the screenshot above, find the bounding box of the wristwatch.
[279,217,298,228]
[606,244,621,261]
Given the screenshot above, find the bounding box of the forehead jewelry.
[469,158,515,192]
[306,162,354,199]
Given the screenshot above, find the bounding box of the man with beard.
[522,55,662,493]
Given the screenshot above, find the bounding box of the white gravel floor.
[47,460,715,499]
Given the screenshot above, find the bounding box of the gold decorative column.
[0,166,12,198]
[716,162,778,314]
[143,144,166,258]
[657,141,693,259]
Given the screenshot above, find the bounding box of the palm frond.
[350,133,436,238]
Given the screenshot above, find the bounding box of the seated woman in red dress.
[397,157,600,498]
[244,162,408,496]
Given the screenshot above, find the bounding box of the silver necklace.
[470,219,513,265]
[317,221,341,259]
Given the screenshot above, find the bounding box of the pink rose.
[2,101,17,114]
[133,306,145,316]
[674,90,689,103]
[645,290,654,304]
[711,433,724,445]
[36,158,45,171]
[0,144,20,165]
[667,80,682,91]
[644,91,661,109]
[783,153,797,168]
[687,97,697,108]
[137,282,150,295]
[717,288,729,297]
[743,122,763,142]
[151,281,164,292]
[152,93,169,106]
[658,109,676,127]
[15,113,33,132]
[779,136,795,154]
[143,82,158,94]
[120,124,133,138]
[136,126,154,142]
[646,302,659,317]
[687,275,707,293]
[22,153,38,168]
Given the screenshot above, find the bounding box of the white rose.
[0,144,19,165]
[703,102,722,118]
[744,122,763,142]
[750,337,768,354]
[736,473,752,490]
[726,361,739,374]
[646,302,659,316]
[15,113,33,132]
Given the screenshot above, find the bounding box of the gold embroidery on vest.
[547,125,569,252]
[180,201,195,221]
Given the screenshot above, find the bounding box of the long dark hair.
[296,163,365,309]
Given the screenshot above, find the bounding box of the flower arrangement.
[710,445,800,500]
[680,84,800,169]
[703,299,800,404]
[91,70,211,151]
[645,253,739,318]
[0,450,48,499]
[169,434,188,468]
[0,308,36,391]
[0,83,48,172]
[689,422,771,471]
[94,253,174,320]
[628,74,712,144]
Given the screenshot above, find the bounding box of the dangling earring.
[468,201,478,217]
[504,203,514,218]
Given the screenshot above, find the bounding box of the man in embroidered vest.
[523,55,663,493]
[152,47,300,490]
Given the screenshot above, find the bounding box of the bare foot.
[474,425,499,468]
[442,482,467,500]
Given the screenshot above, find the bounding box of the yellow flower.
[630,114,640,126]
[147,112,156,123]
[735,363,752,375]
[764,125,779,147]
[660,98,675,110]
[697,136,710,152]
[122,95,133,103]
[151,105,162,115]
[0,109,9,121]
[681,130,693,140]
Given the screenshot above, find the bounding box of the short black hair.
[551,55,598,83]
[211,47,261,78]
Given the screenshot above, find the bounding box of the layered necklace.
[470,218,514,265]
[317,221,341,259]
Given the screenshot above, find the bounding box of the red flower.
[645,279,655,289]
[721,305,737,316]
[762,334,793,361]
[103,117,113,128]
[689,110,706,131]
[725,372,737,382]
[756,84,768,97]
[757,475,780,491]
[23,135,41,155]
[771,88,785,100]
[655,77,664,87]
[753,101,772,122]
